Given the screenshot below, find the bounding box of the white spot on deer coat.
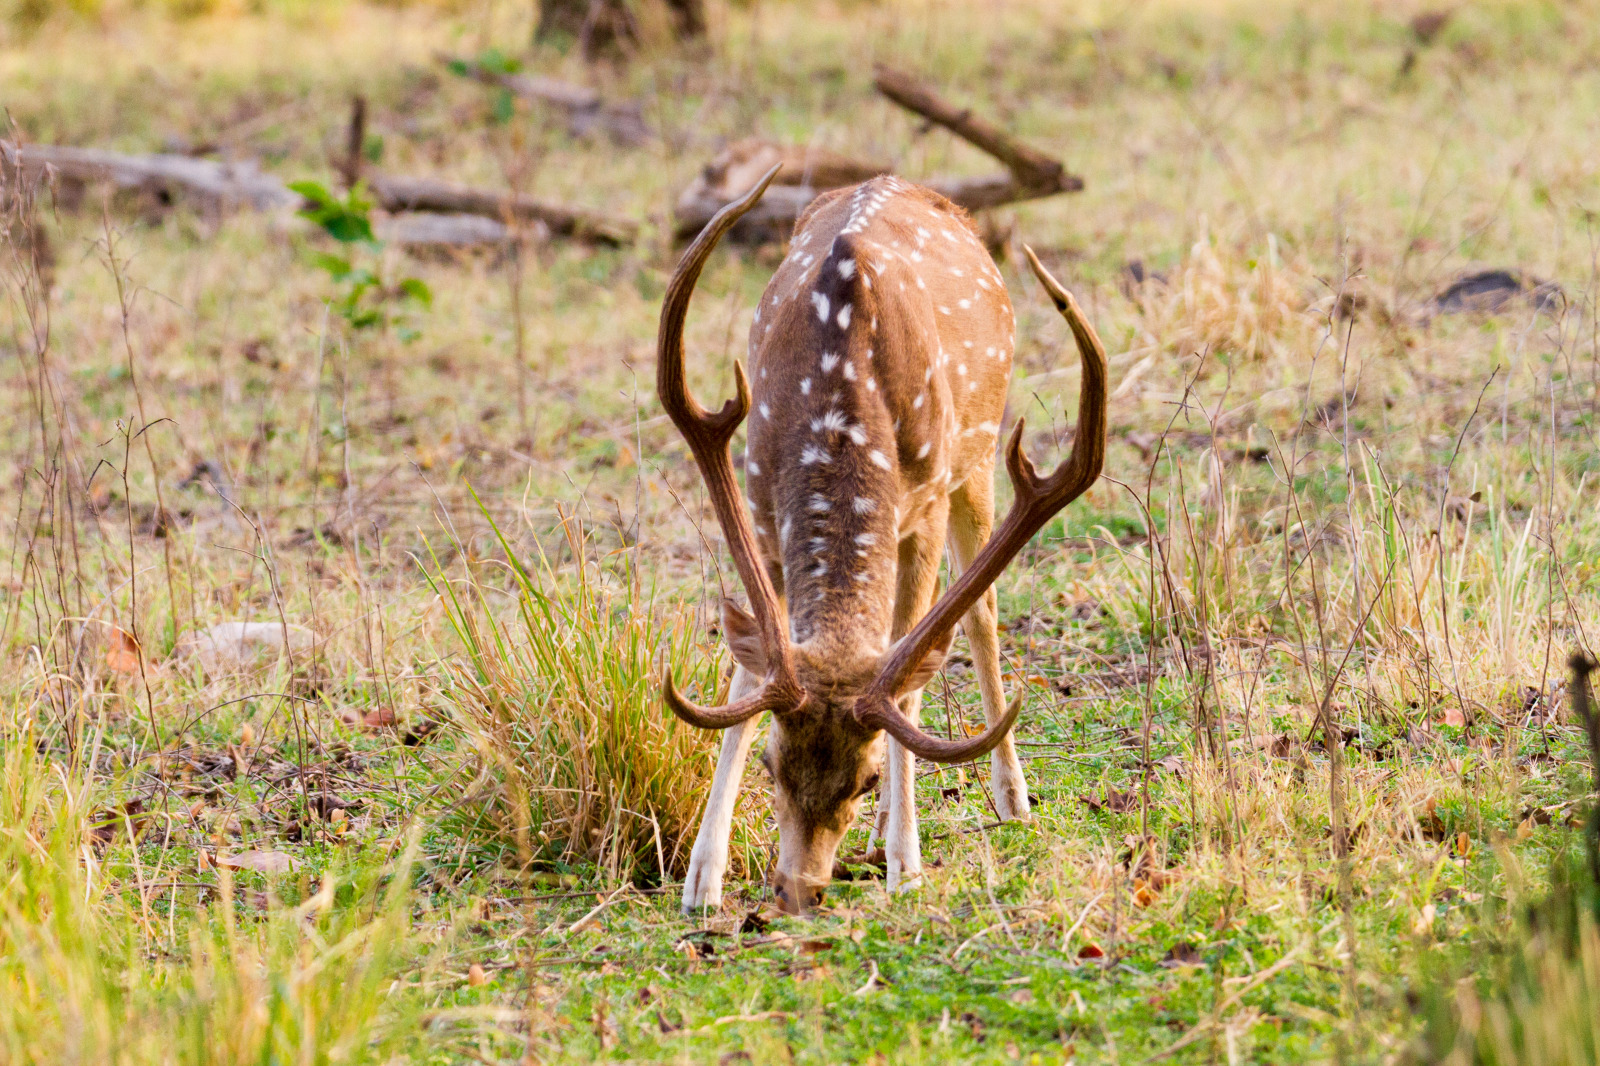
[811,292,829,321]
[800,445,831,465]
[837,305,852,330]
[869,449,892,470]
[837,258,855,278]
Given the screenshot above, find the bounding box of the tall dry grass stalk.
[428,502,747,884]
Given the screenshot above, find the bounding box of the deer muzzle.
[771,871,829,915]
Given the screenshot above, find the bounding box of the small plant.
[289,180,431,339]
[445,49,521,124]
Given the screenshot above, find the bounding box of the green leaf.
[321,212,375,244]
[491,89,516,124]
[289,180,335,208]
[476,47,519,75]
[312,253,352,280]
[398,278,433,307]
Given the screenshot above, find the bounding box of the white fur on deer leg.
[991,745,1032,823]
[884,690,925,893]
[680,669,764,913]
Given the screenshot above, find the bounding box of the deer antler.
[853,244,1108,748]
[856,687,1026,764]
[658,164,803,728]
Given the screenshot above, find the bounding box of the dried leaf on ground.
[216,849,301,874]
[1079,788,1138,814]
[105,627,142,673]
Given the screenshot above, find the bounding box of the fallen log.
[1,141,298,212]
[3,137,635,247]
[375,212,546,248]
[438,53,650,147]
[671,66,1081,241]
[365,173,635,246]
[673,138,890,240]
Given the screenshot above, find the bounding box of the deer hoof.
[680,856,724,913]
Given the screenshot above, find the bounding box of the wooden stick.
[872,64,1080,193]
[340,95,367,191]
[365,173,636,246]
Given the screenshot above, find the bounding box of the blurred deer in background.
[659,166,1108,914]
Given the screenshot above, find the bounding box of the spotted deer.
[659,167,1107,914]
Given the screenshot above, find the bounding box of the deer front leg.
[885,512,948,893]
[950,473,1031,822]
[681,665,763,913]
[884,689,926,892]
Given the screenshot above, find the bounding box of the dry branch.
[438,53,650,147]
[871,64,1077,193]
[1,141,297,212]
[671,66,1080,241]
[364,173,636,246]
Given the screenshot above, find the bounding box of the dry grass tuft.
[429,505,752,883]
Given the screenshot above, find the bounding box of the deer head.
[658,167,1107,912]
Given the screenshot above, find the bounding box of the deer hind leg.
[681,663,764,913]
[884,505,949,893]
[949,470,1032,822]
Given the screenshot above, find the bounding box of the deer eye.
[857,773,881,797]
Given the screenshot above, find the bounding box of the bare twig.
[872,64,1077,192]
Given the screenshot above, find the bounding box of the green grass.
[2,0,1600,1061]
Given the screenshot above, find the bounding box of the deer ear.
[899,627,956,692]
[721,599,769,676]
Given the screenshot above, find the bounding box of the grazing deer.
[659,167,1107,914]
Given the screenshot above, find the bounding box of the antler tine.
[657,165,803,726]
[856,687,1026,764]
[859,243,1108,706]
[662,668,792,729]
